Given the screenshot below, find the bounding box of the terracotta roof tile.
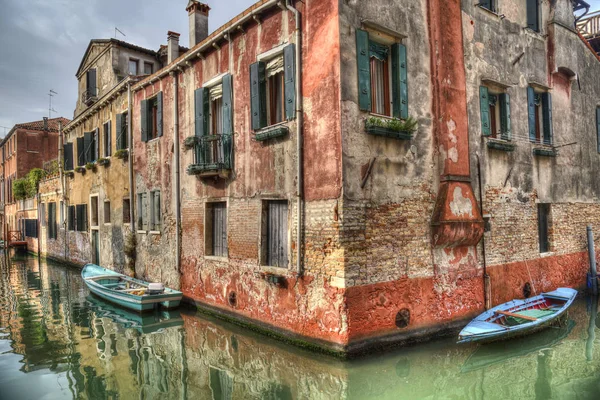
[14,117,71,133]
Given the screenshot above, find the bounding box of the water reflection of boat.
[86,295,183,334]
[461,319,575,373]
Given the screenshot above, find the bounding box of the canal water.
[1,255,599,400]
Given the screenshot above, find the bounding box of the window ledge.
[205,255,228,262]
[533,147,557,157]
[475,4,500,18]
[540,251,555,258]
[255,126,289,142]
[91,226,100,231]
[260,265,289,275]
[148,230,161,235]
[486,138,516,152]
[137,230,147,234]
[104,223,112,226]
[523,27,546,41]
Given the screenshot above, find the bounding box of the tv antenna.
[0,125,10,137]
[115,27,126,39]
[48,89,58,118]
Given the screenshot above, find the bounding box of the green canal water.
[1,255,599,400]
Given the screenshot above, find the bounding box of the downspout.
[172,70,181,275]
[59,121,67,260]
[128,83,136,232]
[476,155,491,310]
[286,0,303,276]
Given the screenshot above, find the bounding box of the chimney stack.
[167,31,180,64]
[43,117,48,131]
[186,1,210,48]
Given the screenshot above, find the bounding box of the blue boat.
[82,264,183,312]
[458,287,577,344]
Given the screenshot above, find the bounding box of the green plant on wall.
[124,233,137,271]
[366,116,418,133]
[12,168,46,200]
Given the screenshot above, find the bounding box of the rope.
[524,260,538,297]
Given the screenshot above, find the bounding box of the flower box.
[75,166,86,174]
[533,148,557,157]
[114,149,129,160]
[97,158,110,167]
[487,140,516,152]
[255,126,289,142]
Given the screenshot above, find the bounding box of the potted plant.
[184,136,199,149]
[97,157,111,167]
[114,149,129,160]
[75,166,86,174]
[85,162,97,172]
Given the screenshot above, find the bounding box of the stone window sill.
[149,230,161,235]
[137,230,147,234]
[205,255,228,262]
[260,265,289,275]
[255,125,289,142]
[540,251,554,258]
[533,147,557,157]
[486,138,516,152]
[523,27,546,41]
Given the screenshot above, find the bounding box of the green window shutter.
[64,143,73,171]
[194,87,209,137]
[142,193,148,231]
[479,86,491,137]
[541,92,552,145]
[106,122,111,156]
[156,92,163,138]
[527,87,536,142]
[527,0,539,32]
[84,131,92,163]
[116,113,124,150]
[222,74,234,134]
[499,93,511,140]
[77,137,85,166]
[284,44,296,120]
[141,99,148,142]
[356,29,371,111]
[94,128,99,161]
[153,191,161,231]
[250,62,267,130]
[596,108,600,153]
[392,43,408,119]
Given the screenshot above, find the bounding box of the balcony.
[81,88,98,106]
[187,134,233,178]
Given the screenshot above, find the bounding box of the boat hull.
[82,264,183,313]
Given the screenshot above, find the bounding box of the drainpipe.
[128,83,136,232]
[59,121,67,260]
[477,155,491,310]
[587,225,598,295]
[286,0,303,276]
[172,70,182,275]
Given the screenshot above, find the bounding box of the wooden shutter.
[541,92,552,145]
[87,69,97,96]
[250,62,267,130]
[68,205,75,231]
[105,122,111,156]
[596,108,600,153]
[156,92,163,138]
[479,86,491,137]
[195,87,209,137]
[116,113,124,150]
[64,143,73,171]
[527,87,536,142]
[284,44,296,120]
[152,191,161,231]
[527,0,539,32]
[94,128,99,161]
[499,93,511,140]
[356,29,371,112]
[84,131,92,163]
[267,201,288,268]
[141,99,148,142]
[222,74,234,134]
[77,137,85,166]
[392,43,408,119]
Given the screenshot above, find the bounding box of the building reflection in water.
[1,255,600,400]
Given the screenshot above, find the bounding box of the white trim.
[257,43,288,61]
[203,72,228,88]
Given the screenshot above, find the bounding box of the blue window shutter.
[541,92,552,145]
[156,92,163,138]
[250,62,267,130]
[141,99,148,142]
[222,74,234,134]
[499,93,511,140]
[284,44,296,120]
[479,86,491,137]
[527,87,536,142]
[392,43,408,119]
[194,87,209,137]
[356,29,371,111]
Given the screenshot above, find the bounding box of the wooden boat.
[82,264,183,312]
[458,287,577,344]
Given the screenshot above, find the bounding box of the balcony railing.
[187,134,233,177]
[81,88,98,106]
[577,10,600,38]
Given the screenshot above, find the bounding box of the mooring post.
[587,226,598,296]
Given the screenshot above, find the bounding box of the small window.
[123,198,131,224]
[90,196,99,227]
[141,94,162,142]
[24,219,38,238]
[68,205,76,231]
[103,121,111,157]
[369,42,391,116]
[261,200,288,268]
[116,112,129,150]
[144,62,153,75]
[104,201,111,224]
[129,59,138,75]
[137,193,148,231]
[48,202,57,240]
[86,69,97,97]
[266,57,285,125]
[150,190,161,231]
[538,204,551,253]
[478,0,497,13]
[205,202,228,257]
[479,86,511,140]
[76,204,88,232]
[527,0,540,32]
[209,86,224,135]
[527,87,552,145]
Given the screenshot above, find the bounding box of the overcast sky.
[1,0,599,136]
[0,0,256,136]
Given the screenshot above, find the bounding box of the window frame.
[103,120,111,157]
[537,203,551,253]
[104,200,111,225]
[90,195,99,229]
[368,42,392,117]
[260,199,289,269]
[144,62,153,75]
[205,201,228,259]
[123,198,131,225]
[128,58,139,75]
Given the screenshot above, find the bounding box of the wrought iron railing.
[192,134,233,172]
[81,88,98,105]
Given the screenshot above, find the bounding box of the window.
[68,205,75,231]
[104,201,111,224]
[205,202,228,257]
[141,93,163,142]
[478,0,497,13]
[64,143,74,171]
[261,200,288,268]
[144,62,153,75]
[116,112,128,150]
[83,130,98,163]
[48,202,57,240]
[86,69,97,97]
[103,121,111,157]
[210,87,224,135]
[24,219,37,238]
[527,87,552,145]
[527,0,540,32]
[129,59,138,75]
[90,196,99,227]
[250,44,296,130]
[76,204,88,232]
[150,190,161,231]
[137,192,148,231]
[123,198,131,224]
[538,204,551,253]
[479,86,511,140]
[356,30,408,119]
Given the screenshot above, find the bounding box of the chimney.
[43,117,48,131]
[186,1,210,48]
[167,31,180,64]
